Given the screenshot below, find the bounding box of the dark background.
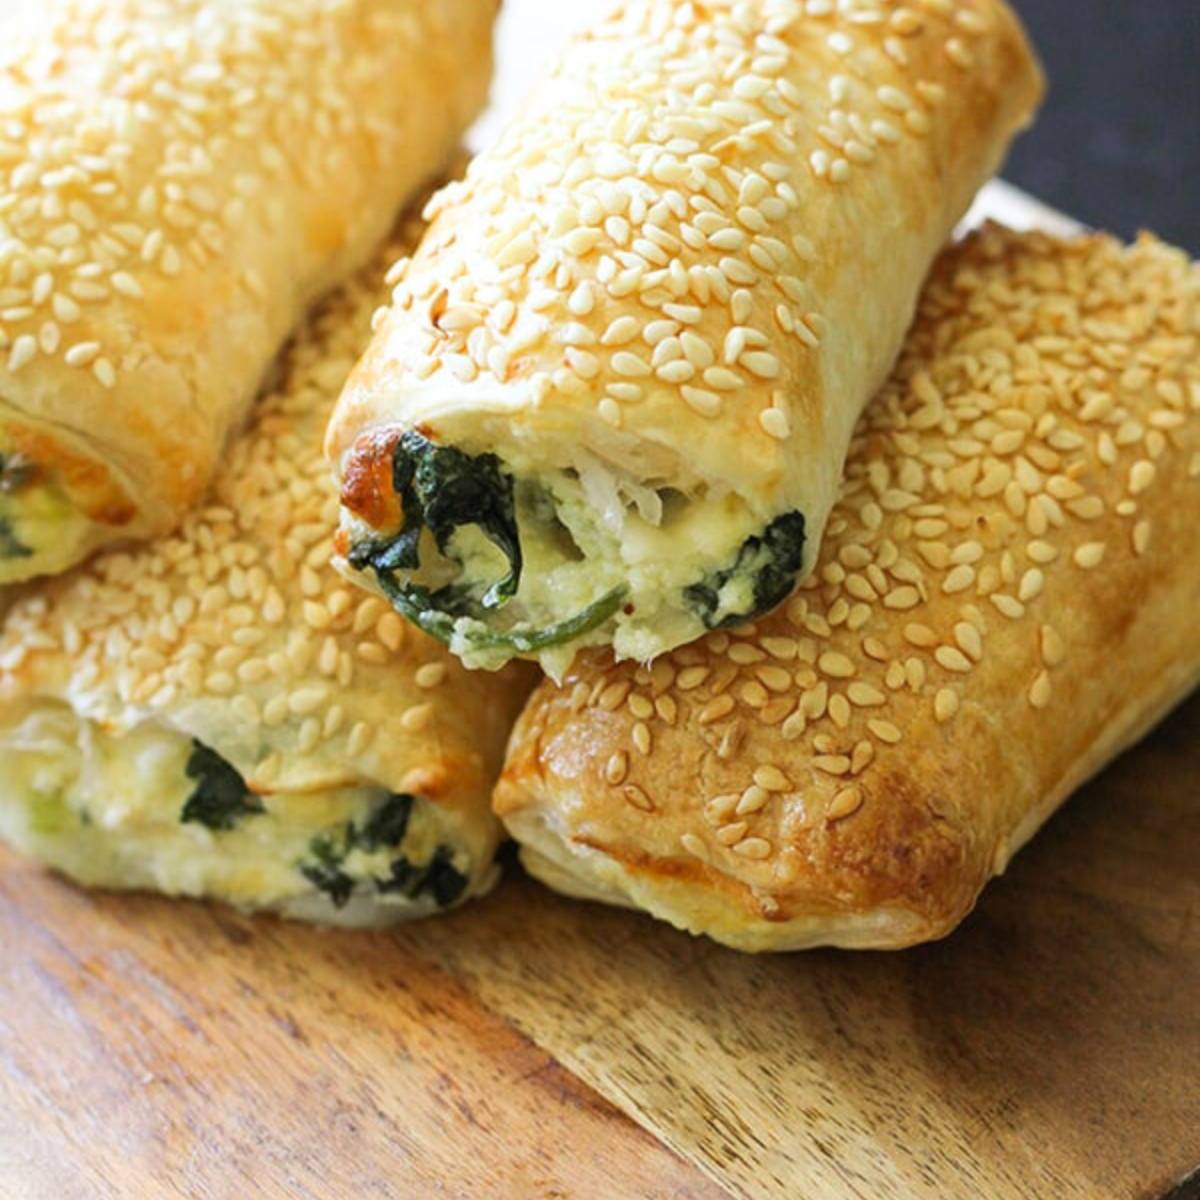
[1005,1,1199,252]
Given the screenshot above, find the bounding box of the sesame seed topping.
[0,0,464,506]
[0,212,524,806]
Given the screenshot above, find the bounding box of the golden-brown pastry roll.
[496,226,1200,952]
[0,208,534,927]
[327,0,1042,677]
[0,0,497,585]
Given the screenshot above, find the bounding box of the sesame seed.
[717,821,749,847]
[415,662,447,690]
[942,564,975,594]
[868,719,903,744]
[847,682,886,707]
[1073,543,1106,570]
[681,386,722,416]
[736,785,770,816]
[388,699,430,733]
[7,335,37,372]
[1040,625,1067,668]
[610,351,651,378]
[827,787,863,821]
[753,765,791,792]
[1018,568,1045,603]
[934,646,972,674]
[605,751,629,785]
[934,688,960,723]
[818,651,856,679]
[990,594,1026,620]
[732,837,771,860]
[1128,460,1156,495]
[813,755,852,776]
[597,680,632,711]
[743,351,782,379]
[954,623,984,662]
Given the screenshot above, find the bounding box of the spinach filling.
[348,432,625,654]
[684,510,807,630]
[298,792,468,910]
[181,741,265,831]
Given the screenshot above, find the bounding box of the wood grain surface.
[2,693,1196,1199]
[0,850,726,1200]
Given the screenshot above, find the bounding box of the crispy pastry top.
[330,0,1042,518]
[497,226,1200,948]
[0,0,496,531]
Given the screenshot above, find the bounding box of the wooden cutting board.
[3,5,1198,1196]
[2,693,1197,1200]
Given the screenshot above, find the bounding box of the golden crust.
[330,0,1042,577]
[496,227,1200,951]
[0,202,535,875]
[0,0,497,577]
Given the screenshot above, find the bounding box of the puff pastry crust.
[496,226,1200,951]
[0,0,497,584]
[0,205,535,925]
[328,0,1042,675]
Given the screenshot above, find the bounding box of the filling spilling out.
[346,432,806,673]
[0,705,471,923]
[0,447,98,582]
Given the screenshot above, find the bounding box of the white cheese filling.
[413,458,768,675]
[0,469,102,585]
[0,704,475,926]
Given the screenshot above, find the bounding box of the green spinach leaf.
[181,741,264,831]
[297,792,464,910]
[299,836,356,909]
[377,845,468,908]
[685,510,807,629]
[349,432,627,655]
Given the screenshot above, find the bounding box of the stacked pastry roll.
[0,0,496,584]
[0,199,535,925]
[496,226,1200,951]
[328,0,1043,676]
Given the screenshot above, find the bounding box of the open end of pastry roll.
[0,704,484,926]
[329,0,1043,677]
[339,421,806,677]
[0,424,138,585]
[494,227,1200,952]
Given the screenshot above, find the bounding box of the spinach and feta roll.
[496,227,1200,951]
[0,216,534,926]
[0,0,497,586]
[327,0,1042,676]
